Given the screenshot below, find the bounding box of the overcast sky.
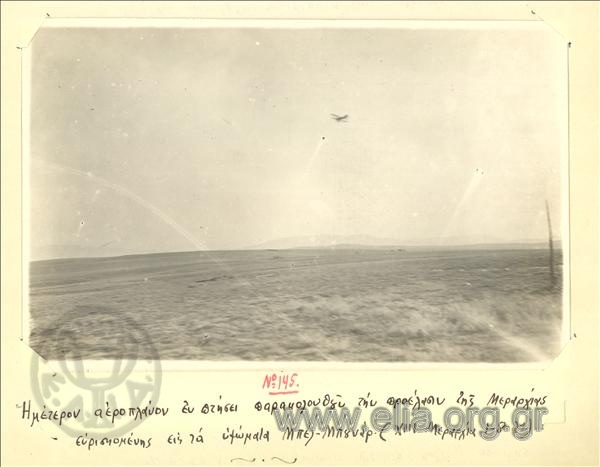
[29,25,566,259]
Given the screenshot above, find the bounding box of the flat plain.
[29,248,563,362]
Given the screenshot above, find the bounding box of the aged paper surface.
[1,2,598,465]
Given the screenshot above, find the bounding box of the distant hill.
[247,235,562,251]
[247,234,404,250]
[33,236,562,261]
[296,243,405,250]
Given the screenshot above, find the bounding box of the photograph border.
[21,17,571,371]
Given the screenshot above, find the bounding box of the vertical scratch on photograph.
[439,172,484,243]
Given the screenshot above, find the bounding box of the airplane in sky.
[330,113,349,122]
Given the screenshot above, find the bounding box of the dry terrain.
[29,248,563,362]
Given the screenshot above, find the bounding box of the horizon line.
[30,239,563,263]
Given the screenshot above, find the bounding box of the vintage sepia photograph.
[26,22,568,362]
